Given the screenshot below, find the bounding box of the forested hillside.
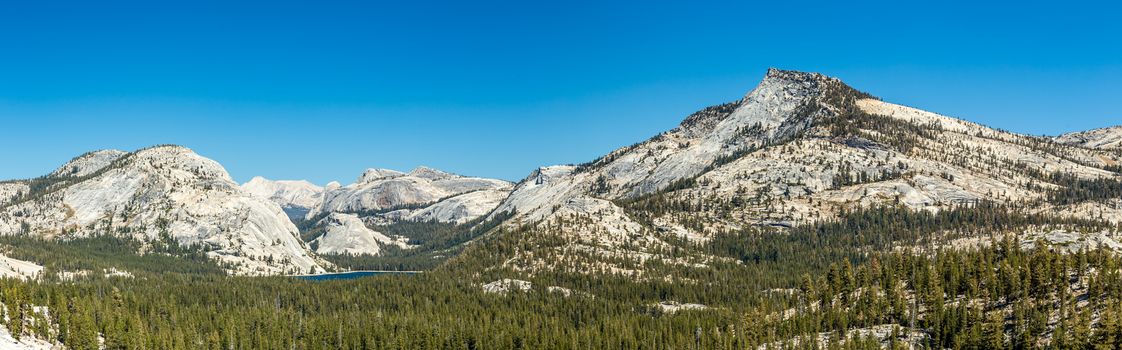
[0,205,1120,348]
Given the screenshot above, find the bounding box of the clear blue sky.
[1,0,1119,184]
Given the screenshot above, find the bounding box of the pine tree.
[5,285,24,341]
[67,301,98,350]
[983,310,1004,349]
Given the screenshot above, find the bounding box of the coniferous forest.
[0,204,1118,349]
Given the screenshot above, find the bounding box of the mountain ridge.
[477,68,1122,276]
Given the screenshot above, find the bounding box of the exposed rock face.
[0,254,43,280]
[1021,230,1122,253]
[489,68,1122,274]
[49,149,128,177]
[0,146,327,276]
[655,301,708,314]
[491,69,867,256]
[482,278,532,294]
[309,213,410,256]
[494,69,847,223]
[241,177,325,221]
[1055,125,1122,150]
[383,188,511,224]
[357,168,405,184]
[308,166,514,224]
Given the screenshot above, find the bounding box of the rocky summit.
[485,69,1121,276]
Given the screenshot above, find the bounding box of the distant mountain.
[308,166,513,224]
[248,167,512,227]
[241,177,329,221]
[485,68,1122,275]
[0,146,327,275]
[241,166,514,259]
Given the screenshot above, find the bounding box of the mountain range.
[1,69,1118,278]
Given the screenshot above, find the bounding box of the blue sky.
[1,0,1119,184]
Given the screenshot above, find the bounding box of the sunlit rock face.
[0,146,328,276]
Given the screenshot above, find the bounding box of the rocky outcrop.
[309,213,410,256]
[0,146,328,276]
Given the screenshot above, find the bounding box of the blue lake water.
[295,271,420,281]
